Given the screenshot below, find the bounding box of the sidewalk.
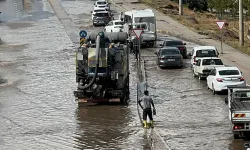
[111,0,250,83]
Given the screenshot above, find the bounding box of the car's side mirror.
[188,53,192,56]
[184,43,186,45]
[90,11,93,13]
[154,52,157,55]
[159,44,163,47]
[109,2,111,5]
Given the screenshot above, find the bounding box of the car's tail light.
[160,57,165,60]
[233,124,244,130]
[193,56,196,62]
[240,76,245,81]
[216,78,223,82]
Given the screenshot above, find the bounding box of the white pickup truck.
[193,57,224,80]
[225,86,250,139]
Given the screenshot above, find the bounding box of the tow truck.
[225,86,250,139]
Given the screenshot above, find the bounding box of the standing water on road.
[0,0,149,149]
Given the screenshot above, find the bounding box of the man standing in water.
[138,90,156,128]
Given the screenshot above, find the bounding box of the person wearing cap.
[138,90,156,128]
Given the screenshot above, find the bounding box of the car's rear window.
[218,70,240,75]
[164,41,183,46]
[161,49,180,55]
[234,91,250,101]
[196,49,217,57]
[202,59,223,65]
[97,1,107,5]
[95,13,109,17]
[115,22,124,25]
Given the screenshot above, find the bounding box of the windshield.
[133,24,147,30]
[202,59,223,65]
[134,17,155,24]
[218,70,240,75]
[164,41,183,46]
[234,91,250,101]
[161,49,180,55]
[97,1,107,5]
[115,21,124,25]
[196,49,217,57]
[94,13,109,17]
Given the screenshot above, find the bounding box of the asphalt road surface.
[0,0,250,150]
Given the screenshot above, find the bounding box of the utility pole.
[239,0,244,45]
[179,0,183,15]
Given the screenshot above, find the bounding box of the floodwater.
[0,0,250,150]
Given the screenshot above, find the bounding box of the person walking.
[138,90,156,128]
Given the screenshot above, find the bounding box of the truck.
[74,31,130,105]
[193,57,224,80]
[123,9,156,47]
[225,86,250,139]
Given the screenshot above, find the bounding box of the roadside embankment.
[111,0,250,83]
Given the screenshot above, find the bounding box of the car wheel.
[111,30,113,32]
[233,134,239,139]
[212,84,216,95]
[207,85,210,90]
[198,74,202,80]
[193,71,196,77]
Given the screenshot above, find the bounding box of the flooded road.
[0,0,250,149]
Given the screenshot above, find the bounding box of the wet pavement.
[0,0,250,150]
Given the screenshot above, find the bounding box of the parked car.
[207,67,246,94]
[160,39,187,59]
[155,47,183,68]
[92,11,112,26]
[193,57,225,80]
[94,0,110,11]
[189,46,219,68]
[104,20,124,32]
[91,7,110,20]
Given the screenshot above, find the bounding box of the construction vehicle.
[73,31,129,104]
[225,86,250,139]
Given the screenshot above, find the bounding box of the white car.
[207,67,246,94]
[104,20,124,32]
[193,57,225,80]
[189,46,219,68]
[94,0,110,11]
[91,8,110,20]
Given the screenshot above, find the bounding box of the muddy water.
[141,38,250,150]
[0,0,149,149]
[1,0,250,149]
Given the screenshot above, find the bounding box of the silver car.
[155,47,183,68]
[92,11,112,26]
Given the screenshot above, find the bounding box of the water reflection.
[74,106,132,149]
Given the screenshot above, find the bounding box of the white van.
[123,9,156,43]
[189,46,219,68]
